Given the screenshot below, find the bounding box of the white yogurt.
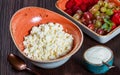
[84,46,112,65]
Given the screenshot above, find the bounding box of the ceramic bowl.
[83,45,114,74]
[10,7,83,69]
[56,0,120,44]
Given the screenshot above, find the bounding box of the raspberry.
[75,0,83,6]
[65,0,99,15]
[79,3,87,12]
[66,0,76,9]
[83,0,89,5]
[112,13,120,25]
[65,9,73,16]
[72,5,80,14]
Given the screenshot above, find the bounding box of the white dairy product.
[23,22,73,61]
[84,46,112,64]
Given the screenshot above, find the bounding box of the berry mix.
[65,0,120,35]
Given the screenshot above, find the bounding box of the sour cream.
[84,46,113,65]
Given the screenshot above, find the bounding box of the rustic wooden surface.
[0,0,120,75]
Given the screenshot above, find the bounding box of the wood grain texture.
[0,0,120,75]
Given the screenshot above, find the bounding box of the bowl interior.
[10,7,83,62]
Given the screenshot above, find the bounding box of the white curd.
[23,22,74,61]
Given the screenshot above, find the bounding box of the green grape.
[94,4,100,11]
[100,7,107,13]
[90,4,100,14]
[95,20,102,28]
[105,9,113,16]
[98,0,104,6]
[94,11,100,17]
[73,13,80,20]
[104,2,108,7]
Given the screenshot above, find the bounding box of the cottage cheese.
[23,22,73,61]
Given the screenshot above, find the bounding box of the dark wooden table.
[0,0,120,75]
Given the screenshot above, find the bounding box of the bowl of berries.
[56,0,120,43]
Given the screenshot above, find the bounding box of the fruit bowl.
[56,0,120,43]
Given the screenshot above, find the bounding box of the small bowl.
[83,45,114,74]
[56,0,120,43]
[10,7,83,69]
